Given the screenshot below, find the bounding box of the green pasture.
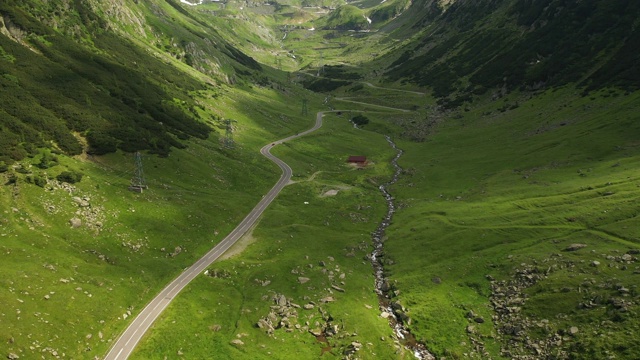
[382,87,640,358]
[132,105,415,359]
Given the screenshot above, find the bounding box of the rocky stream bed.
[370,136,435,360]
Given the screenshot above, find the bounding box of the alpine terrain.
[1,0,639,359]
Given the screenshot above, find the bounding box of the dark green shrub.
[86,131,118,155]
[5,173,17,185]
[34,175,47,187]
[25,175,47,187]
[36,151,59,169]
[56,170,83,184]
[351,114,370,126]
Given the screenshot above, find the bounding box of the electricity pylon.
[224,119,238,148]
[128,151,148,193]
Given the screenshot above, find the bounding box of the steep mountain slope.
[0,0,266,162]
[383,0,640,102]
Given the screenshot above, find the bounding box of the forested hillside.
[0,0,263,163]
[384,0,640,104]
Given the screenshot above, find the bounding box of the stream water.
[370,136,435,360]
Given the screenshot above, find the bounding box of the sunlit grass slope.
[384,87,640,358]
[0,81,323,358]
[131,109,421,359]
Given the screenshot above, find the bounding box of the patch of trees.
[303,77,349,92]
[322,65,361,80]
[0,7,214,162]
[56,170,83,184]
[351,114,369,126]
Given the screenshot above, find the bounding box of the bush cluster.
[56,170,83,184]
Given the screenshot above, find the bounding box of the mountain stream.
[370,136,435,360]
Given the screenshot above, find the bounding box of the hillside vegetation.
[383,0,640,101]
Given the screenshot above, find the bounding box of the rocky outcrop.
[489,251,638,359]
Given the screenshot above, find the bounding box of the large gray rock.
[275,294,287,306]
[72,196,90,207]
[564,244,587,251]
[69,218,82,228]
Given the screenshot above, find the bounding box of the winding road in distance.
[104,111,327,360]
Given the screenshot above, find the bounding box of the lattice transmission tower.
[224,119,238,148]
[128,151,148,193]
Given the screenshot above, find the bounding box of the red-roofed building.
[347,156,367,166]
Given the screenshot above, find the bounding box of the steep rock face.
[385,0,640,98]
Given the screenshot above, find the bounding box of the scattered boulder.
[7,353,20,360]
[230,339,244,346]
[69,218,82,228]
[170,246,182,257]
[275,294,287,306]
[72,196,90,207]
[331,285,345,292]
[564,244,587,252]
[298,277,310,284]
[569,326,579,336]
[343,341,362,356]
[303,303,315,310]
[591,260,600,267]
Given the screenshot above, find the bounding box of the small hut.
[347,156,367,167]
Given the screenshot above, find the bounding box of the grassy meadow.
[383,87,640,358]
[0,82,323,358]
[129,82,640,359]
[131,110,412,359]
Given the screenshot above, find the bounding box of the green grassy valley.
[1,0,640,359]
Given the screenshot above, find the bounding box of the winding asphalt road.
[104,111,327,360]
